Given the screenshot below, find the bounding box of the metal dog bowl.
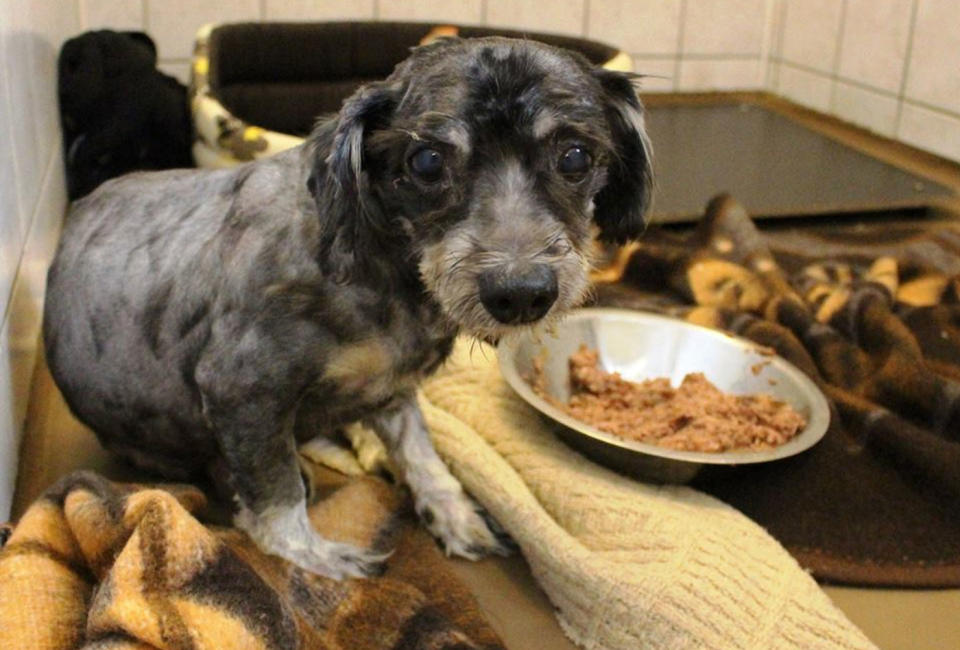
[497,308,830,483]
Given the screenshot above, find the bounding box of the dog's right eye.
[409,147,444,183]
[558,145,591,178]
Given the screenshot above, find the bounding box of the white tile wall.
[900,102,960,164]
[777,63,832,112]
[80,0,144,31]
[833,81,900,137]
[771,0,960,164]
[682,0,767,56]
[588,0,682,56]
[905,0,960,116]
[779,0,843,74]
[485,0,584,35]
[837,0,913,94]
[264,0,377,21]
[377,0,483,24]
[146,0,260,60]
[679,58,762,91]
[0,0,80,518]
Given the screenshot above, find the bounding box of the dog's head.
[309,37,652,339]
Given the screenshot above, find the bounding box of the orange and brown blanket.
[0,469,503,650]
[595,194,960,587]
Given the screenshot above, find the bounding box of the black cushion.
[207,21,620,136]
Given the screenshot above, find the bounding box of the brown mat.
[594,195,960,587]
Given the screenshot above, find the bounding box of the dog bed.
[189,22,631,168]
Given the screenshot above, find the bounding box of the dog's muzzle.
[478,265,558,324]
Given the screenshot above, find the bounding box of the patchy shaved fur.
[43,37,652,579]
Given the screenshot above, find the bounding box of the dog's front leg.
[206,397,389,579]
[368,398,511,559]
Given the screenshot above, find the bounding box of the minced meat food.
[532,345,806,452]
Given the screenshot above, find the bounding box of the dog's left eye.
[409,147,445,183]
[558,145,591,177]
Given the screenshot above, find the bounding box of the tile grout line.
[893,0,920,138]
[768,0,789,92]
[674,0,687,92]
[757,0,776,89]
[828,0,848,115]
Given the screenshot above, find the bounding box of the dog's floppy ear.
[325,81,400,195]
[592,69,653,244]
[308,80,402,281]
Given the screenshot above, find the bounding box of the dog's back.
[44,149,307,477]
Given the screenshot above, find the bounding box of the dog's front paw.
[416,490,513,560]
[235,501,390,580]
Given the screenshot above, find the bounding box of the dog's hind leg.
[368,398,511,559]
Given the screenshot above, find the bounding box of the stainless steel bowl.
[497,308,830,483]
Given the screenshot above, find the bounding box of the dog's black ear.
[308,80,402,281]
[592,69,653,244]
[325,81,400,195]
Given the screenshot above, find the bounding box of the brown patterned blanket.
[595,194,960,587]
[0,469,503,650]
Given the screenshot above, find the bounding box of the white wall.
[769,0,960,163]
[0,1,81,518]
[92,0,773,93]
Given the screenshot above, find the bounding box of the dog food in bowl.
[531,345,806,452]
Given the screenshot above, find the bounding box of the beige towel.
[418,339,876,650]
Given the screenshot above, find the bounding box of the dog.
[43,36,652,579]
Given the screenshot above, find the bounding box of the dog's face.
[314,37,652,339]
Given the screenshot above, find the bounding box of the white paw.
[415,489,513,560]
[235,501,389,580]
[283,539,391,580]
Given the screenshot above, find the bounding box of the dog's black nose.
[478,266,558,324]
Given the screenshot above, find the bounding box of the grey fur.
[43,36,652,578]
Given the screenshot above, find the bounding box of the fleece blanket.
[1,349,874,650]
[0,469,503,650]
[417,338,874,650]
[594,194,960,587]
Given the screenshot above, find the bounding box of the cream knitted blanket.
[417,339,876,650]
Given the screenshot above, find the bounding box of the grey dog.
[43,36,652,579]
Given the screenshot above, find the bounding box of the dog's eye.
[558,146,591,177]
[409,147,444,183]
